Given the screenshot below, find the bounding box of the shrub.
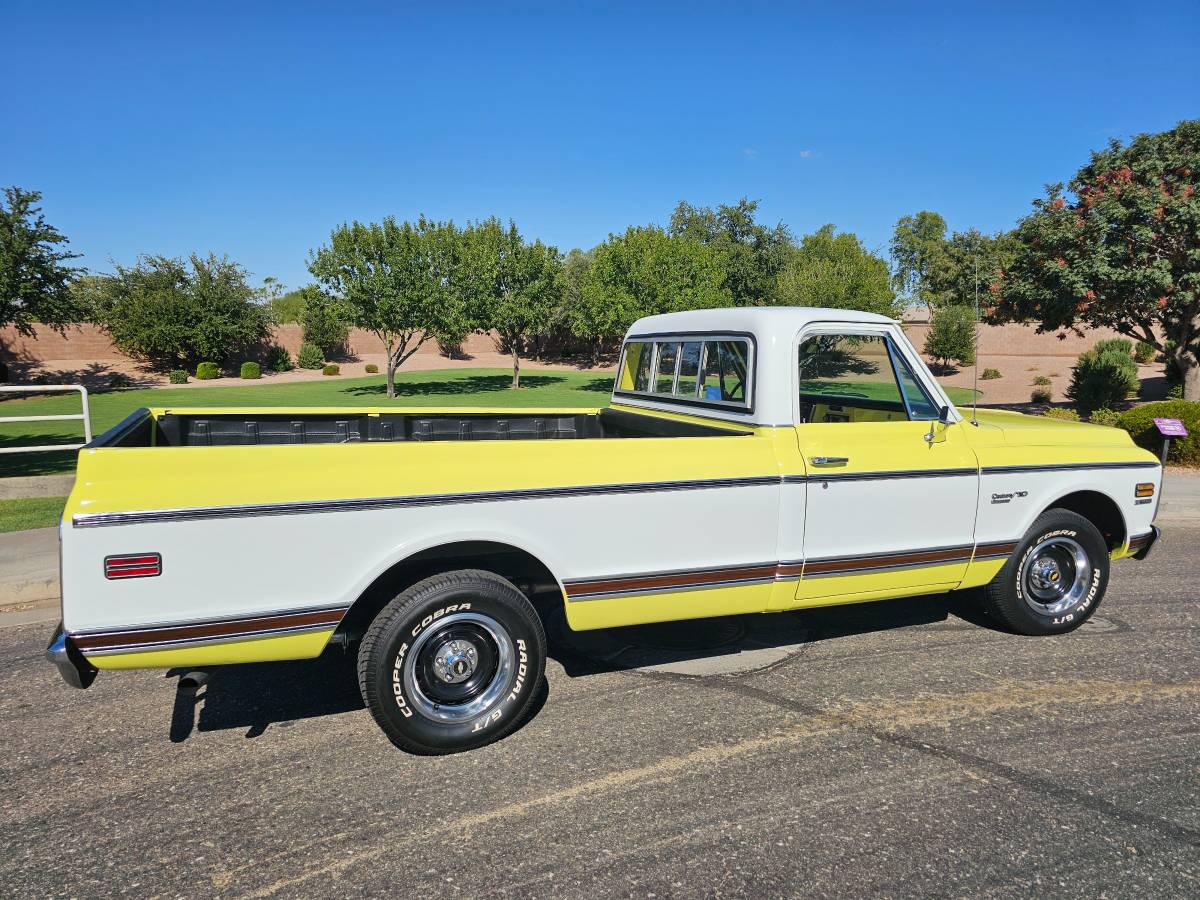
[265,345,293,372]
[1066,346,1139,413]
[1042,407,1080,421]
[1093,338,1133,358]
[195,361,219,380]
[923,305,976,369]
[365,363,379,374]
[297,343,324,370]
[1031,387,1052,403]
[322,363,340,376]
[1033,375,1052,386]
[168,369,188,384]
[1088,408,1121,427]
[981,368,1001,380]
[1168,383,1183,400]
[89,253,270,369]
[300,288,349,355]
[240,361,261,380]
[1117,401,1200,465]
[1134,341,1156,364]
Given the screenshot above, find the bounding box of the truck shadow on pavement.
[164,592,994,743]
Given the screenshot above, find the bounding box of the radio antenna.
[971,250,980,426]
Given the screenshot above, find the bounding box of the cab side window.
[798,333,936,423]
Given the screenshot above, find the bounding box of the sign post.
[1152,418,1189,465]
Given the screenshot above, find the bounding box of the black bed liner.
[93,407,745,448]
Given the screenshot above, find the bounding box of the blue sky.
[4,0,1197,291]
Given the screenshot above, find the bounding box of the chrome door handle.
[810,456,849,466]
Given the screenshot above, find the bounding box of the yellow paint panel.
[66,407,776,521]
[564,582,771,631]
[87,628,334,670]
[786,561,969,606]
[958,558,1008,590]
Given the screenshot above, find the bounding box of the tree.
[670,198,793,305]
[464,219,563,388]
[0,187,82,333]
[88,253,270,367]
[308,216,467,399]
[298,286,350,355]
[990,120,1200,400]
[269,287,308,324]
[575,226,730,341]
[891,211,1015,311]
[923,304,977,371]
[776,225,901,317]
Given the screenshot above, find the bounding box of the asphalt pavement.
[2,521,1198,897]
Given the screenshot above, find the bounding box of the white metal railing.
[0,384,93,454]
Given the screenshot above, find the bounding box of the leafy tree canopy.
[88,253,271,368]
[777,225,901,318]
[575,226,730,340]
[463,219,564,387]
[890,211,1015,311]
[308,216,468,398]
[991,120,1200,399]
[670,198,793,306]
[0,187,83,334]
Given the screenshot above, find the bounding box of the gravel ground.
[1,526,1197,898]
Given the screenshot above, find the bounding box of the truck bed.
[95,406,745,448]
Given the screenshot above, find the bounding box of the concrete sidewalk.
[3,470,1196,624]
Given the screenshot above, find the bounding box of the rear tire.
[980,509,1109,635]
[358,569,546,754]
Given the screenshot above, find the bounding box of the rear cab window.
[615,335,754,412]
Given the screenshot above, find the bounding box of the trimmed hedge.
[297,343,324,370]
[1042,408,1080,421]
[1117,401,1200,465]
[1031,387,1052,404]
[981,368,1001,380]
[365,363,379,374]
[196,362,219,380]
[1134,341,1156,364]
[1088,408,1121,427]
[322,363,340,376]
[168,369,188,384]
[240,361,261,379]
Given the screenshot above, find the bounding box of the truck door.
[782,326,980,607]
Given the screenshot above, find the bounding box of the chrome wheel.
[402,611,514,723]
[1020,535,1092,617]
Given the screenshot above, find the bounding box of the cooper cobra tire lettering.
[358,570,546,755]
[979,511,1109,637]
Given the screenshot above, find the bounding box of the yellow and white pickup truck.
[48,307,1162,753]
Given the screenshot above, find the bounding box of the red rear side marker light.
[104,553,162,579]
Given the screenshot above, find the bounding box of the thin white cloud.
[743,148,759,159]
[799,149,814,158]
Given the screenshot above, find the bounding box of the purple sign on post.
[1153,417,1189,438]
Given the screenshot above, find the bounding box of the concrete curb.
[0,475,74,500]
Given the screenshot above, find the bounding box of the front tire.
[980,509,1110,635]
[358,569,546,754]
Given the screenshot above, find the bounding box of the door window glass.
[798,334,906,423]
[890,349,940,419]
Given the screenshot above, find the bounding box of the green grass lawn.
[0,368,614,477]
[0,496,67,533]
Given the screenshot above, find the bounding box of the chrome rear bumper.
[46,624,97,689]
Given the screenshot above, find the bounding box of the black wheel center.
[415,623,499,706]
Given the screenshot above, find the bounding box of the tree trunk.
[1180,348,1200,402]
[511,342,520,389]
[383,337,397,400]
